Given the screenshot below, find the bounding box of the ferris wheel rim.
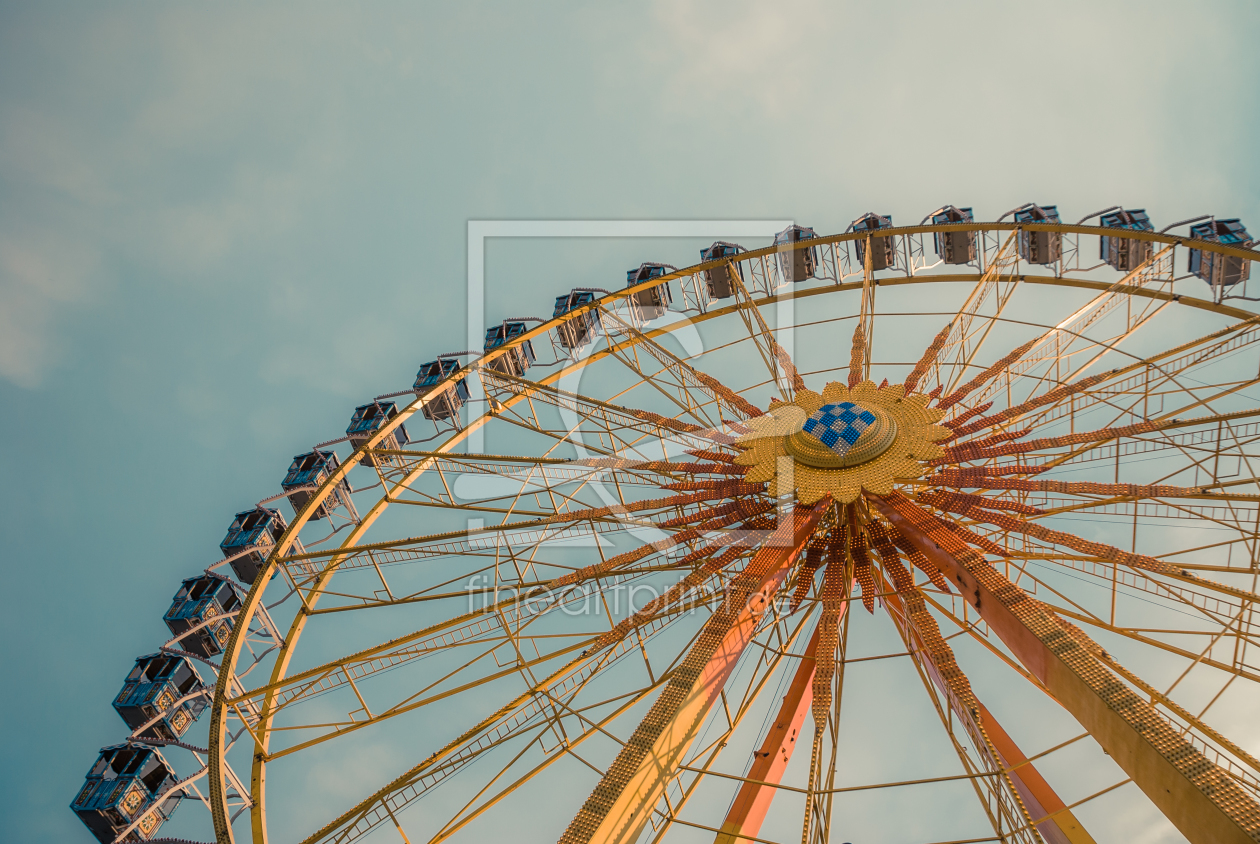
[204,236,1260,844]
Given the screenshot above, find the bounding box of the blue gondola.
[414,359,470,421]
[1099,209,1154,272]
[928,206,976,265]
[71,744,182,842]
[626,263,674,320]
[849,213,896,271]
[281,449,350,519]
[774,225,818,282]
[219,506,288,583]
[113,653,208,741]
[553,290,600,350]
[162,575,242,658]
[346,400,410,466]
[1189,218,1254,289]
[484,322,537,377]
[1013,204,1062,265]
[700,242,745,300]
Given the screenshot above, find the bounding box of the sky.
[2,1,1259,841]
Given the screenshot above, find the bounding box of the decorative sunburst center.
[733,382,949,504]
[786,401,899,469]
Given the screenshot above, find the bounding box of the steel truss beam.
[976,244,1176,409]
[725,262,803,400]
[300,600,699,843]
[714,618,824,844]
[868,538,1044,844]
[557,499,830,844]
[931,231,1023,397]
[875,491,1260,844]
[597,306,757,427]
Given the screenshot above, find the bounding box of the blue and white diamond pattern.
[802,402,876,456]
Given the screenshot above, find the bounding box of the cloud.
[643,0,824,116]
[0,231,98,387]
[0,6,359,388]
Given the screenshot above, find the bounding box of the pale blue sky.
[2,2,1258,840]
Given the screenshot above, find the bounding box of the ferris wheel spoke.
[274,518,634,591]
[264,504,777,761]
[929,230,1023,397]
[918,588,1049,693]
[973,699,1100,844]
[418,682,672,844]
[991,316,1260,439]
[278,482,763,578]
[938,405,1260,477]
[876,490,1260,842]
[1040,600,1260,683]
[1032,492,1260,535]
[948,370,1117,440]
[381,474,759,528]
[1089,642,1260,781]
[947,347,1249,488]
[292,502,763,616]
[480,368,731,454]
[715,617,825,844]
[270,580,726,778]
[975,245,1177,409]
[937,338,1039,412]
[1063,380,1260,469]
[845,254,880,389]
[372,451,663,509]
[1015,423,1260,485]
[377,458,676,521]
[645,600,822,844]
[1000,534,1259,623]
[261,636,592,762]
[235,534,745,736]
[920,490,1260,609]
[867,533,1050,844]
[1154,531,1260,573]
[308,587,740,844]
[597,344,721,430]
[928,482,1260,537]
[595,306,758,427]
[298,636,682,844]
[723,261,803,400]
[1019,582,1260,800]
[798,531,851,844]
[995,548,1260,678]
[1017,556,1260,685]
[556,499,830,844]
[933,472,1220,500]
[373,450,662,481]
[1005,545,1260,679]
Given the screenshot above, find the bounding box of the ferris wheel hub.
[785,401,899,469]
[734,382,950,504]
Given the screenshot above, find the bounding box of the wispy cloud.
[0,230,97,386]
[0,6,356,388]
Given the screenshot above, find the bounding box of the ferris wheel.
[70,205,1260,844]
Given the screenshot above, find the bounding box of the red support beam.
[715,621,825,844]
[871,519,1095,844]
[976,701,1096,844]
[874,491,1260,844]
[558,499,832,844]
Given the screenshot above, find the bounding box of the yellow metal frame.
[206,222,1260,843]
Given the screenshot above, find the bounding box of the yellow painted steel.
[875,497,1260,844]
[207,226,1260,843]
[558,502,828,844]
